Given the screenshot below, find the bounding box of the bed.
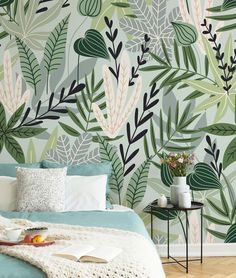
[0,206,165,278]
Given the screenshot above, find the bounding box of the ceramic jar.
[158,194,167,207]
[170,176,190,206]
[179,192,191,208]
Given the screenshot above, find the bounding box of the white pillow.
[65,175,107,211]
[0,176,17,211]
[16,167,67,212]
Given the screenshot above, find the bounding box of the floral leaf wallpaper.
[1,0,236,245]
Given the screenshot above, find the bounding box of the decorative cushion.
[16,167,67,212]
[0,163,41,177]
[0,176,17,211]
[41,161,113,208]
[65,175,107,211]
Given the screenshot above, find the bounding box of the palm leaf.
[97,135,124,202]
[43,14,70,74]
[16,37,41,94]
[126,159,151,208]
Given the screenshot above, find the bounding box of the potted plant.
[161,152,195,205]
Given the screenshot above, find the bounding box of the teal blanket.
[0,210,149,278]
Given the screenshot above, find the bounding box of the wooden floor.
[162,257,236,278]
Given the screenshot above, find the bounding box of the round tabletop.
[150,199,203,211]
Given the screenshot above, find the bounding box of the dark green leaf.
[184,91,204,101]
[220,189,230,217]
[225,224,236,242]
[207,198,228,218]
[217,23,236,32]
[111,2,130,7]
[178,103,191,127]
[166,107,171,139]
[97,134,124,196]
[74,29,109,59]
[222,0,236,11]
[201,123,236,136]
[185,46,197,71]
[67,109,85,131]
[175,101,179,128]
[81,90,90,112]
[207,5,222,12]
[207,14,236,21]
[4,135,25,163]
[7,104,25,129]
[59,122,80,137]
[93,91,105,102]
[44,14,70,74]
[187,162,222,191]
[149,52,169,66]
[0,102,6,131]
[76,97,87,121]
[222,173,236,207]
[160,110,164,147]
[161,39,171,65]
[178,114,200,130]
[11,127,46,138]
[150,68,171,86]
[140,65,168,72]
[144,135,150,159]
[231,203,236,222]
[16,37,41,93]
[150,119,157,153]
[87,126,103,132]
[206,228,226,240]
[160,70,178,88]
[205,55,209,76]
[171,136,200,143]
[223,137,236,170]
[160,163,173,187]
[182,46,189,69]
[144,205,179,220]
[172,22,198,46]
[203,214,231,225]
[173,39,180,67]
[164,145,195,152]
[169,72,195,85]
[78,0,102,16]
[126,159,151,208]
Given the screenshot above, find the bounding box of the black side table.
[145,199,204,273]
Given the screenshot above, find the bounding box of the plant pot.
[170,176,189,206]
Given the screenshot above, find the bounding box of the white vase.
[170,176,189,206]
[179,192,191,208]
[173,176,187,187]
[158,194,167,207]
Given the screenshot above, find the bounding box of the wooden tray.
[0,240,55,247]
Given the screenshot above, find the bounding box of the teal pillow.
[0,163,41,177]
[41,160,113,208]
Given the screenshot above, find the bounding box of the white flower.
[178,158,184,163]
[92,50,142,138]
[0,50,30,114]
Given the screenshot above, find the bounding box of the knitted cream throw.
[0,216,165,278]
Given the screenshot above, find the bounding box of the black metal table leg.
[201,207,203,263]
[151,206,153,240]
[186,211,189,273]
[167,210,170,259]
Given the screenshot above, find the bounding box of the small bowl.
[24,227,48,238]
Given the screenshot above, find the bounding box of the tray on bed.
[0,239,55,247]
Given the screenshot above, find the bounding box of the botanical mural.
[0,0,236,246]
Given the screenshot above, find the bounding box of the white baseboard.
[156,243,236,257]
